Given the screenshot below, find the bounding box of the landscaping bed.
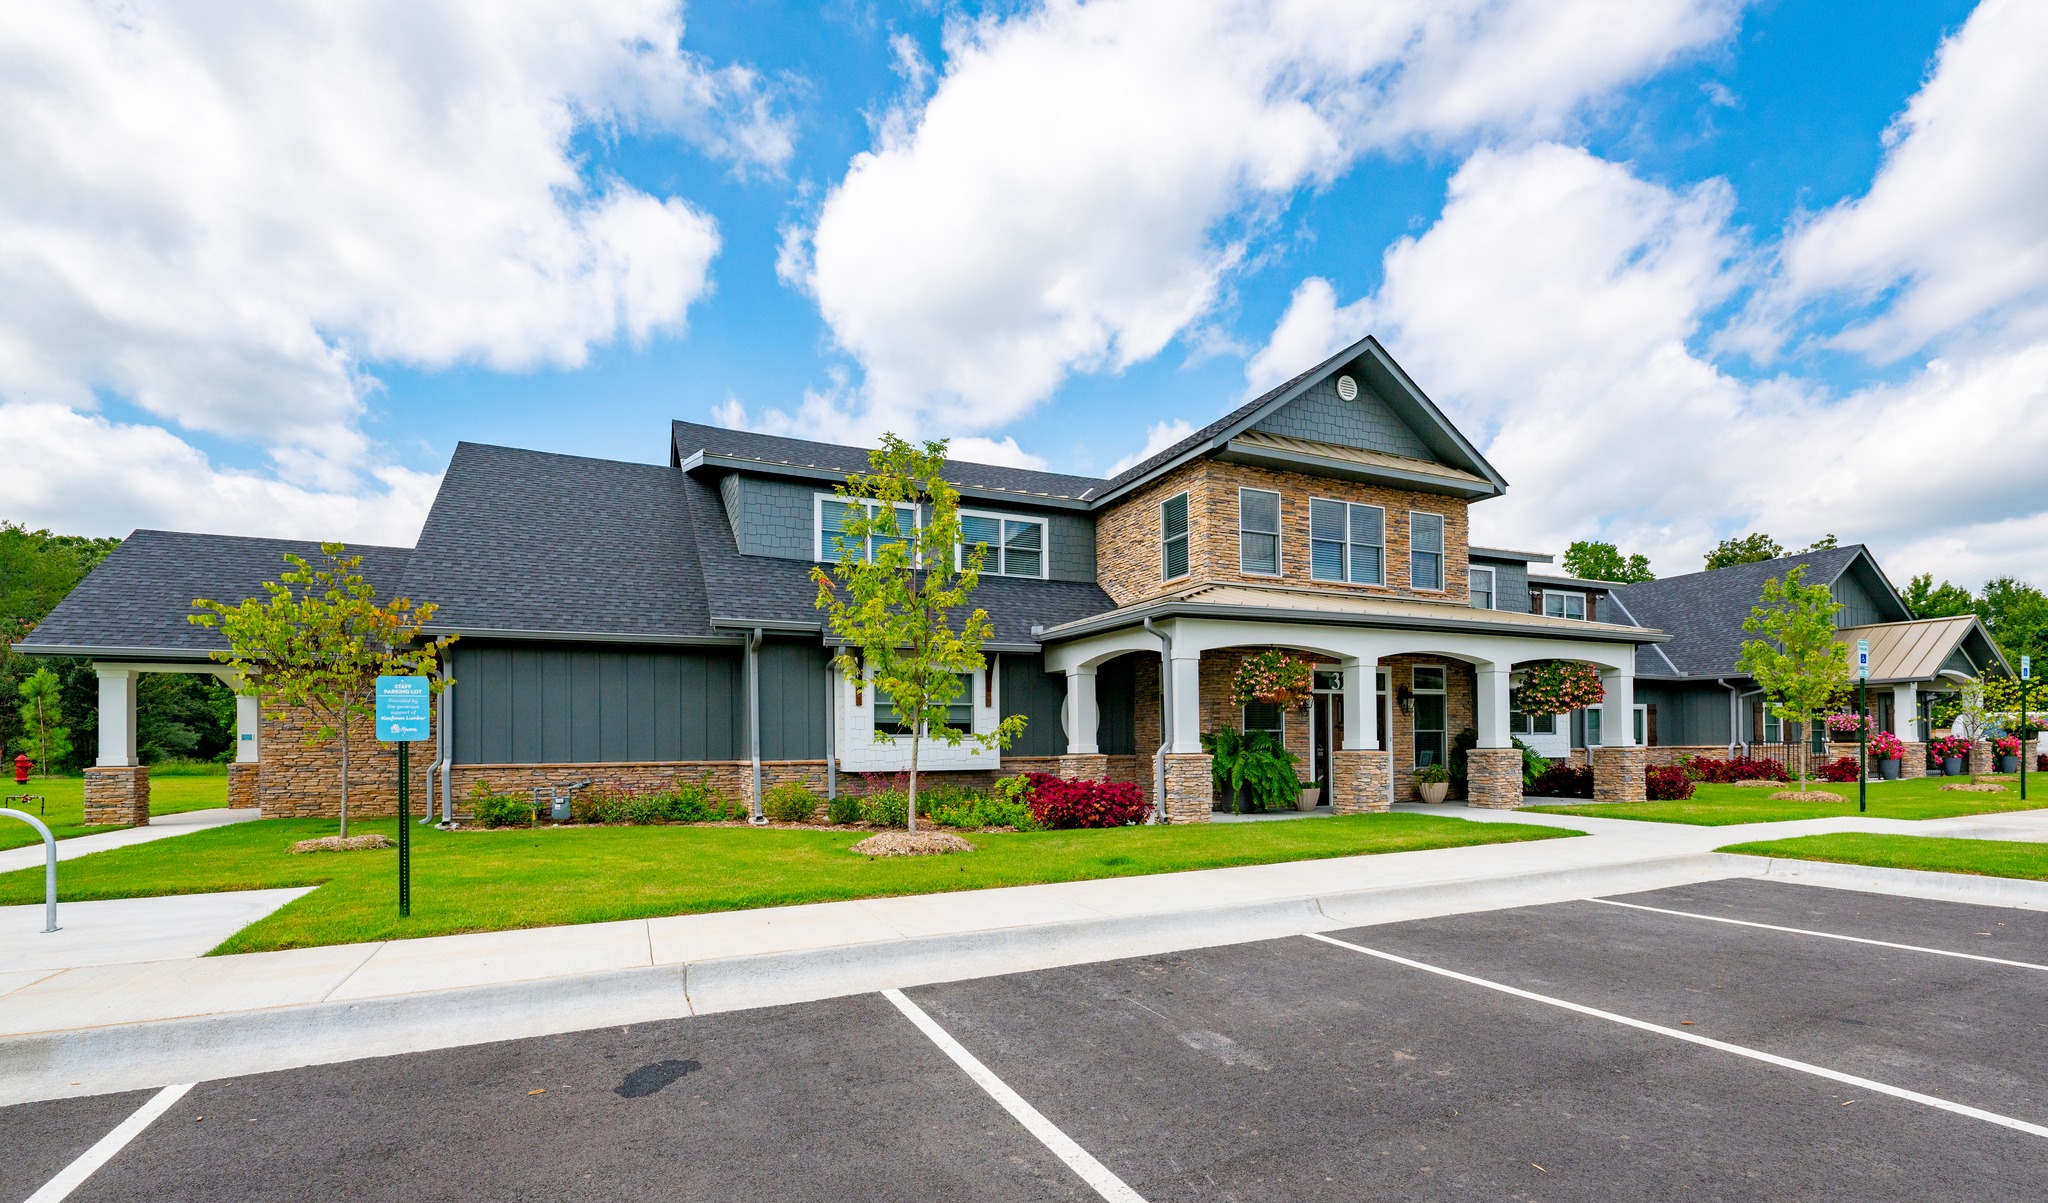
[0,766,229,850]
[1717,832,2048,882]
[0,812,1578,953]
[1527,776,2048,826]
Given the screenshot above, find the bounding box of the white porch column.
[235,694,262,763]
[1341,659,1375,750]
[95,667,139,767]
[1169,652,1203,753]
[1476,666,1513,749]
[1600,670,1636,746]
[1891,684,1918,739]
[1064,666,1100,755]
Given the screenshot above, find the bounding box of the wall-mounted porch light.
[1395,685,1414,715]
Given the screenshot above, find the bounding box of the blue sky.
[3,0,2042,584]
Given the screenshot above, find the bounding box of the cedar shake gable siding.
[1094,459,1470,608]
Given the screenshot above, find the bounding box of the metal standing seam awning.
[1835,615,2011,685]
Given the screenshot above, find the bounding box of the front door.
[1311,692,1333,793]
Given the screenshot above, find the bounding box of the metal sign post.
[2023,656,2032,803]
[1856,639,1870,814]
[376,676,432,918]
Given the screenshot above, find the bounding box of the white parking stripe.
[1303,933,2048,1141]
[883,989,1148,1203]
[27,1083,194,1202]
[1585,897,2048,972]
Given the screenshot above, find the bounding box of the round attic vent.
[1335,374,1358,401]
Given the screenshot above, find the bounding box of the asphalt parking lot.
[9,878,2047,1202]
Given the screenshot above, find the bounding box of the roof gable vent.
[1335,374,1358,401]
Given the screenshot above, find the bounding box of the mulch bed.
[1769,790,1846,803]
[290,834,396,854]
[850,831,976,857]
[1940,783,2007,793]
[1732,779,1794,788]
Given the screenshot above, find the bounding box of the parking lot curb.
[0,850,1758,1104]
[1744,855,2048,911]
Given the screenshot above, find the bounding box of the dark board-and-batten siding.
[998,653,1069,757]
[451,639,829,765]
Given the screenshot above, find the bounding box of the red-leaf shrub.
[1645,765,1695,800]
[1727,756,1789,782]
[1024,773,1148,829]
[2039,753,2047,773]
[1528,764,1594,798]
[1683,755,1734,783]
[1816,756,1859,783]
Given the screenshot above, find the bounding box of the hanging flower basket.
[1518,660,1605,716]
[1232,650,1314,710]
[1825,712,1873,739]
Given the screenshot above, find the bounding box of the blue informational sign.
[375,675,432,742]
[2025,655,2032,681]
[1855,639,1870,680]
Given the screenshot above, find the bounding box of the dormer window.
[958,511,1047,578]
[817,496,915,563]
[1543,590,1587,621]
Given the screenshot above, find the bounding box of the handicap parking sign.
[375,675,431,741]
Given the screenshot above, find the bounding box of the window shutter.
[1647,703,1659,747]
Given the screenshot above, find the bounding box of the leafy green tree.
[1806,534,1839,551]
[1901,573,1976,619]
[1736,565,1847,786]
[16,667,72,778]
[1,524,120,766]
[191,544,452,836]
[1562,540,1654,583]
[1976,576,2048,671]
[137,673,237,764]
[1704,532,1784,570]
[810,435,1027,831]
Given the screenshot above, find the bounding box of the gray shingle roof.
[1607,546,1869,678]
[402,442,717,641]
[16,531,411,659]
[671,421,1107,503]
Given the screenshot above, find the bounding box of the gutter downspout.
[748,628,766,824]
[1143,616,1172,824]
[1719,678,1741,757]
[826,656,837,802]
[435,665,455,827]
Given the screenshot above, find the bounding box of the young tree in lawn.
[811,435,1026,832]
[1736,565,1847,786]
[15,667,72,778]
[190,544,452,837]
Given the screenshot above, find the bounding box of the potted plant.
[1868,729,1905,781]
[1231,650,1313,710]
[1825,711,1872,743]
[1518,661,1605,717]
[1994,734,2022,774]
[1296,780,1323,812]
[1414,763,1452,804]
[1201,728,1302,813]
[1930,734,1970,777]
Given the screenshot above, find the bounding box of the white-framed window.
[1542,590,1587,621]
[1161,492,1190,580]
[1308,498,1385,585]
[958,510,1047,578]
[816,494,916,563]
[1238,487,1281,575]
[1409,511,1444,591]
[1470,565,1496,609]
[1242,700,1285,736]
[1412,664,1447,767]
[1508,687,1556,735]
[877,672,975,735]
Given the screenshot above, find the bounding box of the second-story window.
[1543,590,1587,621]
[1161,492,1190,580]
[1309,499,1384,585]
[1410,511,1445,591]
[818,497,915,563]
[1470,566,1495,609]
[959,512,1047,578]
[1238,487,1280,575]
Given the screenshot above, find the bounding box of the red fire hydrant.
[12,753,30,784]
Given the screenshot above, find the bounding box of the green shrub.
[764,782,823,824]
[928,794,1038,831]
[567,778,738,825]
[860,789,909,828]
[826,792,864,824]
[470,792,533,828]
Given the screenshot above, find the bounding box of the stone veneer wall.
[1162,753,1214,823]
[1590,746,1648,803]
[83,765,149,826]
[227,763,260,809]
[1899,742,1927,779]
[1969,740,1992,777]
[1330,749,1390,813]
[258,705,432,819]
[1644,745,1730,768]
[1092,459,1471,609]
[1465,747,1523,809]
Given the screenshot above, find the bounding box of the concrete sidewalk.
[0,807,258,875]
[3,804,2045,1104]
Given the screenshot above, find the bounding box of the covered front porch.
[1043,608,1656,822]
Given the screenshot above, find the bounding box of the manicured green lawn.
[1525,776,2048,826]
[1718,832,2048,882]
[0,768,229,849]
[0,812,1577,953]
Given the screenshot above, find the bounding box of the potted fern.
[1202,728,1302,814]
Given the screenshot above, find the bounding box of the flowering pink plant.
[1230,649,1313,709]
[1518,660,1605,716]
[1825,712,1872,737]
[1868,730,1905,760]
[1995,734,2022,757]
[1930,735,1972,759]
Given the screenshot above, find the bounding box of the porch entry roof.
[1837,615,2010,685]
[1037,581,1668,645]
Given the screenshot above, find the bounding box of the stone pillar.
[84,765,150,826]
[1466,746,1524,809]
[1968,740,1992,777]
[1055,753,1109,782]
[1899,742,1927,779]
[1591,746,1647,803]
[1331,748,1390,813]
[1162,752,1213,823]
[227,762,261,809]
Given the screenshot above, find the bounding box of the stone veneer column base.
[1162,753,1214,823]
[1330,749,1391,813]
[1899,742,1926,779]
[227,763,261,809]
[84,765,150,827]
[1465,747,1524,809]
[1590,747,1647,804]
[1055,754,1110,781]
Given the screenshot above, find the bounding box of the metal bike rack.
[1,808,60,933]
